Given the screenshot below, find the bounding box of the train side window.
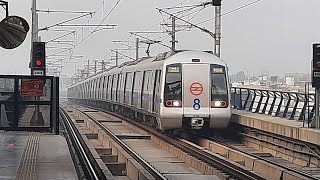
[102,76,106,99]
[97,78,100,98]
[133,72,142,92]
[117,74,122,102]
[95,78,99,99]
[92,80,95,99]
[89,81,92,98]
[106,76,110,99]
[99,77,103,99]
[112,74,118,101]
[108,75,113,100]
[121,73,127,103]
[142,71,151,107]
[87,82,89,98]
[116,74,121,101]
[95,78,98,99]
[143,71,150,93]
[125,72,133,104]
[153,70,162,111]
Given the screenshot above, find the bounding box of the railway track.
[63,103,266,180]
[60,107,106,180]
[177,128,320,180]
[61,101,320,180]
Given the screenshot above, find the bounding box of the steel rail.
[192,126,319,180]
[59,107,104,180]
[76,108,168,180]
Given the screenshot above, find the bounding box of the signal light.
[31,42,46,69]
[313,44,320,70]
[36,60,42,66]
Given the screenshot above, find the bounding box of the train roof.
[69,50,227,87]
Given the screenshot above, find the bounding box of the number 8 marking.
[193,98,201,110]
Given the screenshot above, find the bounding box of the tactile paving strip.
[16,132,40,180]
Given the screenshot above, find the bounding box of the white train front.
[68,50,231,131]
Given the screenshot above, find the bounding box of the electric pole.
[115,51,119,66]
[31,0,39,43]
[87,60,90,77]
[136,38,139,60]
[102,60,105,70]
[214,6,221,58]
[171,16,176,51]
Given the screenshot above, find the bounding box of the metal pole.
[87,60,89,77]
[31,0,39,43]
[94,61,97,74]
[115,51,118,66]
[214,6,221,58]
[171,16,176,51]
[102,60,105,70]
[136,38,139,60]
[315,88,320,128]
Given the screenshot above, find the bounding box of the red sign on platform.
[20,80,44,96]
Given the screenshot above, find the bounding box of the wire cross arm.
[55,24,117,27]
[156,8,215,39]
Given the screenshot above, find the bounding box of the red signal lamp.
[36,60,42,66]
[316,62,320,68]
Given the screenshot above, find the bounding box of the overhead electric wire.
[61,0,121,69]
[196,0,262,25]
[36,9,92,14]
[75,0,121,46]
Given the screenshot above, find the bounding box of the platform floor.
[0,131,78,180]
[232,109,320,145]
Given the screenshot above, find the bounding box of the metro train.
[68,50,231,131]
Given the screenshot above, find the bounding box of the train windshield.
[212,74,227,94]
[211,65,228,95]
[164,64,182,105]
[164,64,182,95]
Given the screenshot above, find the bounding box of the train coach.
[68,50,231,131]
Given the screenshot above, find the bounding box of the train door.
[182,64,210,128]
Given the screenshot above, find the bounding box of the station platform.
[0,131,78,180]
[231,110,320,145]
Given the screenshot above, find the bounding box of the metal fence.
[231,87,314,127]
[0,75,59,133]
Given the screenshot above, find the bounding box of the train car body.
[68,50,231,130]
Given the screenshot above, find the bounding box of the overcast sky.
[1,0,320,77]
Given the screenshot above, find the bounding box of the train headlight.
[211,100,227,108]
[165,100,182,107]
[214,101,222,107]
[172,100,181,107]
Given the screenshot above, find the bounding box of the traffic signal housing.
[32,42,46,68]
[212,0,222,6]
[312,43,320,88]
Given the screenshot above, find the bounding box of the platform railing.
[0,75,59,133]
[231,87,315,127]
